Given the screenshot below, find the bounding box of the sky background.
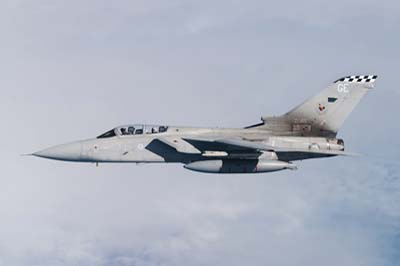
[1,0,400,265]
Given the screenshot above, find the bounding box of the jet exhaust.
[184,159,297,174]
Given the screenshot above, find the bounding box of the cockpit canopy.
[97,124,168,139]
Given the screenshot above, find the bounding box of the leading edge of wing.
[156,137,201,154]
[214,138,275,151]
[182,137,275,153]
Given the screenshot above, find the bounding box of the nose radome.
[33,142,82,161]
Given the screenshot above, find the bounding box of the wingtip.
[337,151,361,157]
[21,153,34,157]
[287,163,298,171]
[347,152,361,157]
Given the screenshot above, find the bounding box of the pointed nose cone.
[33,142,82,161]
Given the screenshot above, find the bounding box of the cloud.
[0,159,398,266]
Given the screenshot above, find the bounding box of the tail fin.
[255,75,377,137]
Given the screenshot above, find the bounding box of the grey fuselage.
[33,125,343,164]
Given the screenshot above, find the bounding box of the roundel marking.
[317,103,327,114]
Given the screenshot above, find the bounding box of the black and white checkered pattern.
[334,75,378,83]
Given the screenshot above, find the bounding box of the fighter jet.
[32,75,377,174]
